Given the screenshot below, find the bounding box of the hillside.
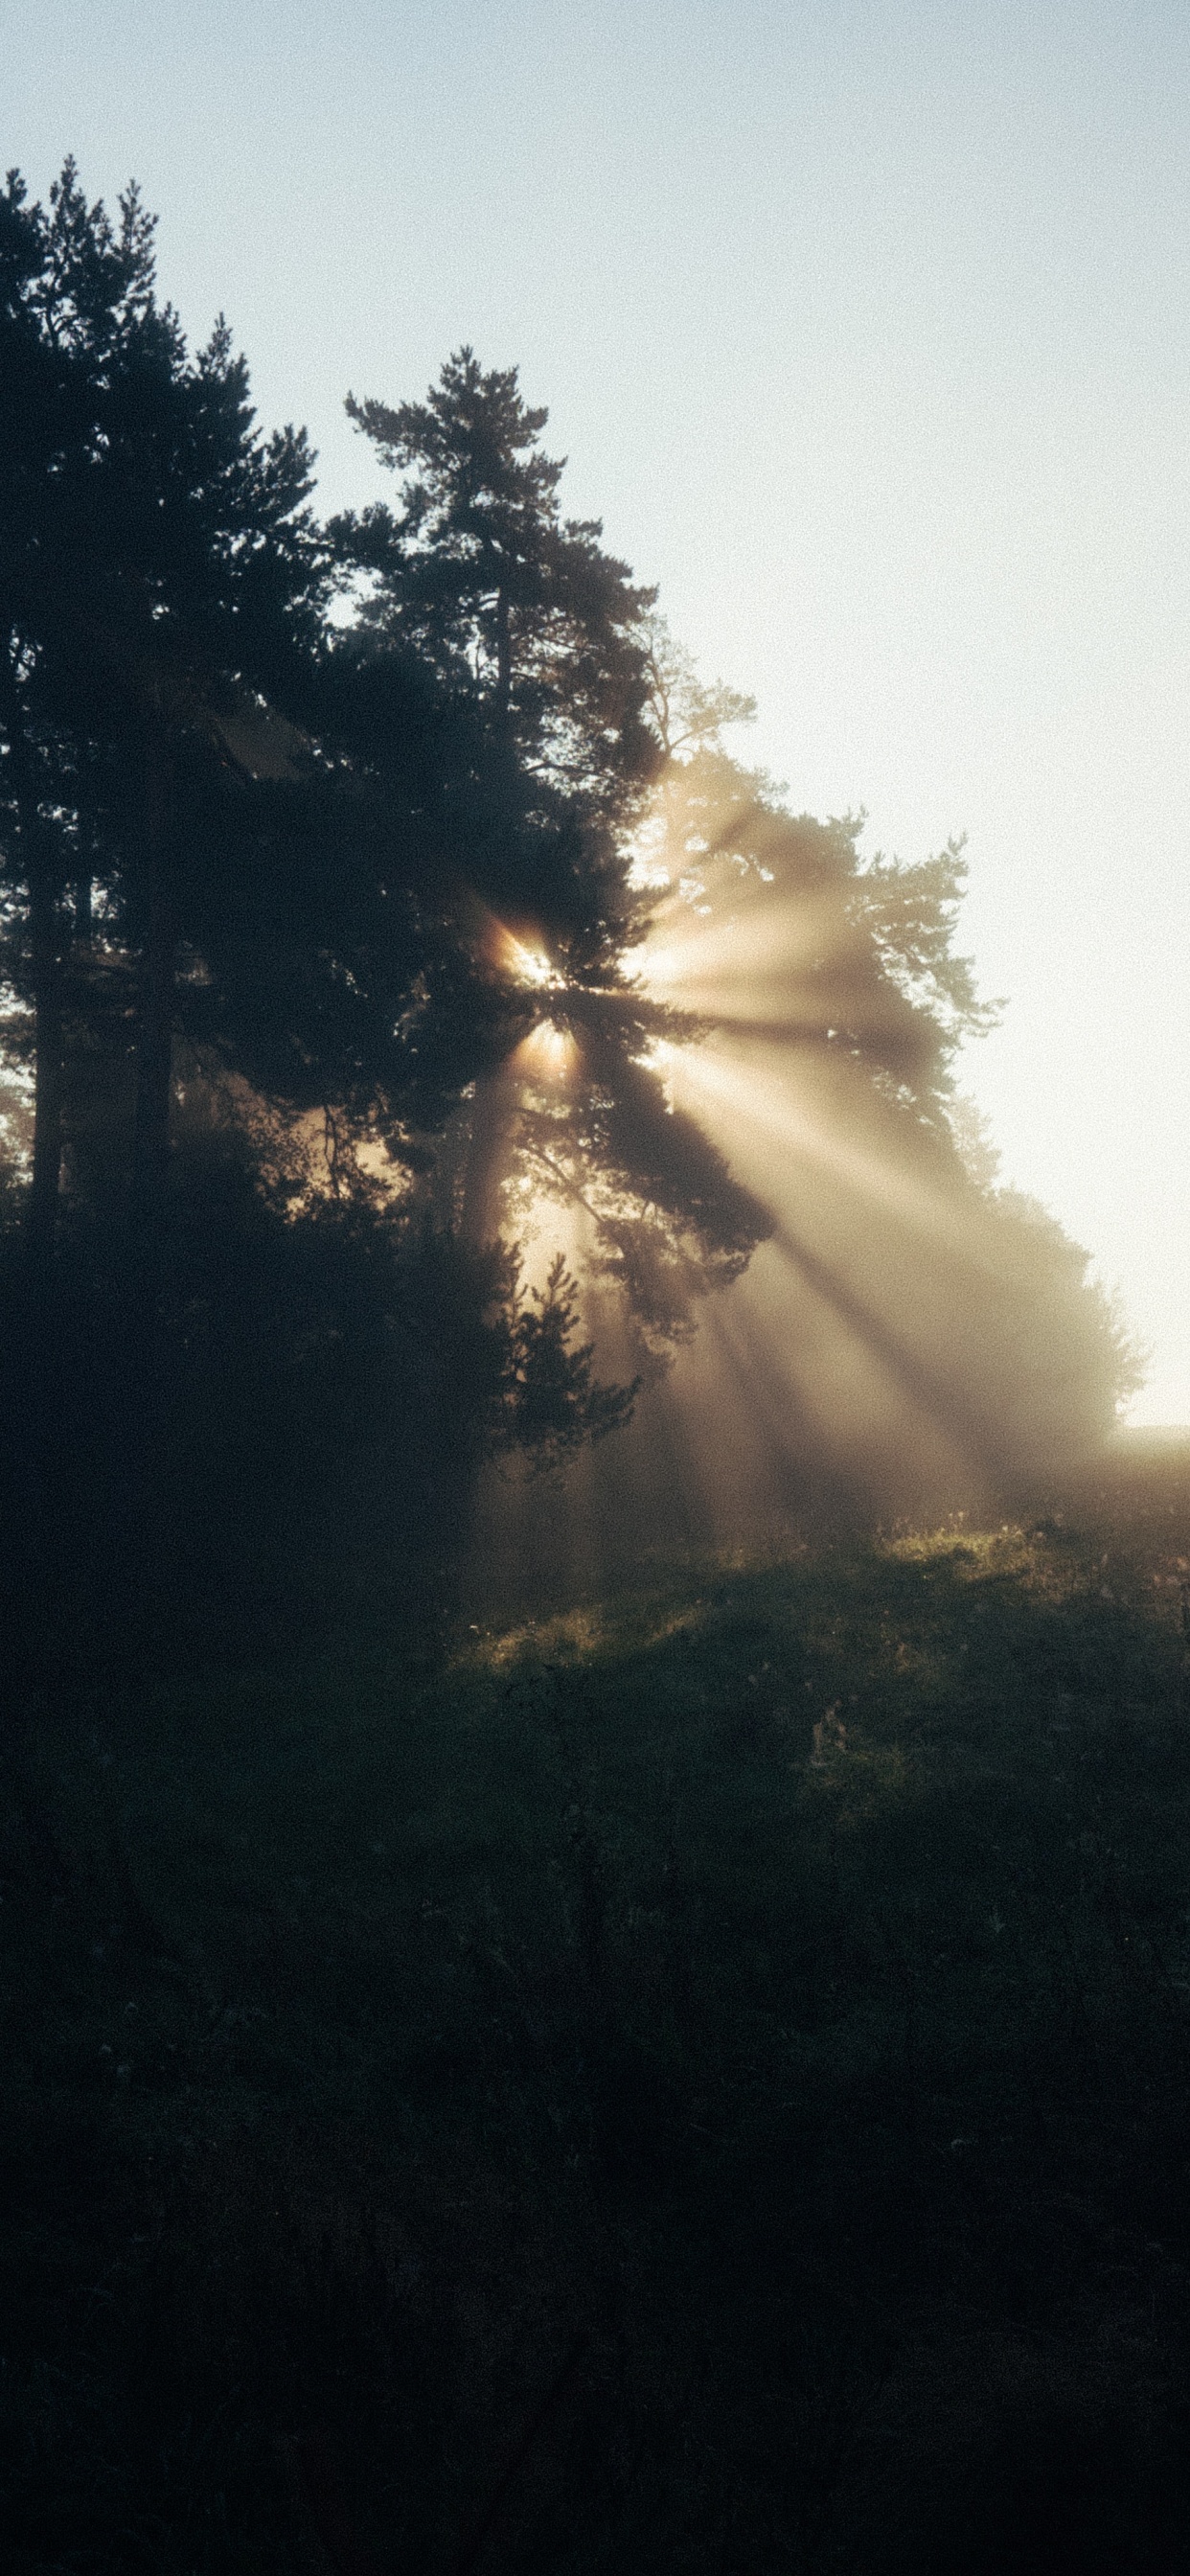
[5,1444,1190,2571]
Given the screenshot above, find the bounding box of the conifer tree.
[327,355,771,1330]
[333,347,658,954]
[0,161,329,1250]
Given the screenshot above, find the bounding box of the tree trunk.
[27,865,66,1263]
[130,872,176,1236]
[129,748,176,1241]
[0,664,66,1261]
[494,584,512,722]
[460,1064,515,1245]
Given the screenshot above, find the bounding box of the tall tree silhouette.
[0,161,329,1252]
[333,348,659,954]
[0,162,156,1254]
[326,355,770,1319]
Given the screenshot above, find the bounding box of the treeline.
[0,161,1134,1667]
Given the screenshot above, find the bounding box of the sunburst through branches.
[466,706,1138,1597]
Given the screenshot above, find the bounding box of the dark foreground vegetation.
[6,1442,1190,2574]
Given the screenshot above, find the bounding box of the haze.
[6,0,1188,1418]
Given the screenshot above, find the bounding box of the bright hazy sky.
[6,0,1189,1418]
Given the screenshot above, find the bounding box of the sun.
[498,928,555,989]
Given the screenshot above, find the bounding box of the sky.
[5,0,1189,1418]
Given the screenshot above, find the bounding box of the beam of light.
[504,1156,590,1297]
[493,924,555,988]
[509,1020,577,1081]
[460,835,1120,1607]
[689,1278,927,1514]
[632,886,845,990]
[661,1040,1025,1283]
[650,1195,980,1506]
[473,1000,1094,1597]
[760,1224,1004,1484]
[629,889,910,1039]
[467,901,560,989]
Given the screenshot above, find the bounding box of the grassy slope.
[6,1447,1190,2571]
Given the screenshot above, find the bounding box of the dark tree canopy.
[0,158,330,1246]
[0,162,1140,1664]
[334,347,660,958]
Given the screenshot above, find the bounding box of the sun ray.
[510,1020,577,1081]
[463,816,1120,1603]
[661,1041,1031,1284]
[633,886,848,996]
[493,924,556,988]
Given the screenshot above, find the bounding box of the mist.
[469,725,1136,1605]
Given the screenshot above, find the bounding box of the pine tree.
[333,347,659,958]
[0,161,329,1251]
[0,161,160,1254]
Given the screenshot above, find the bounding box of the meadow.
[6,1440,1190,2572]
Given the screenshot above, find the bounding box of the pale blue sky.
[6,0,1190,1414]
